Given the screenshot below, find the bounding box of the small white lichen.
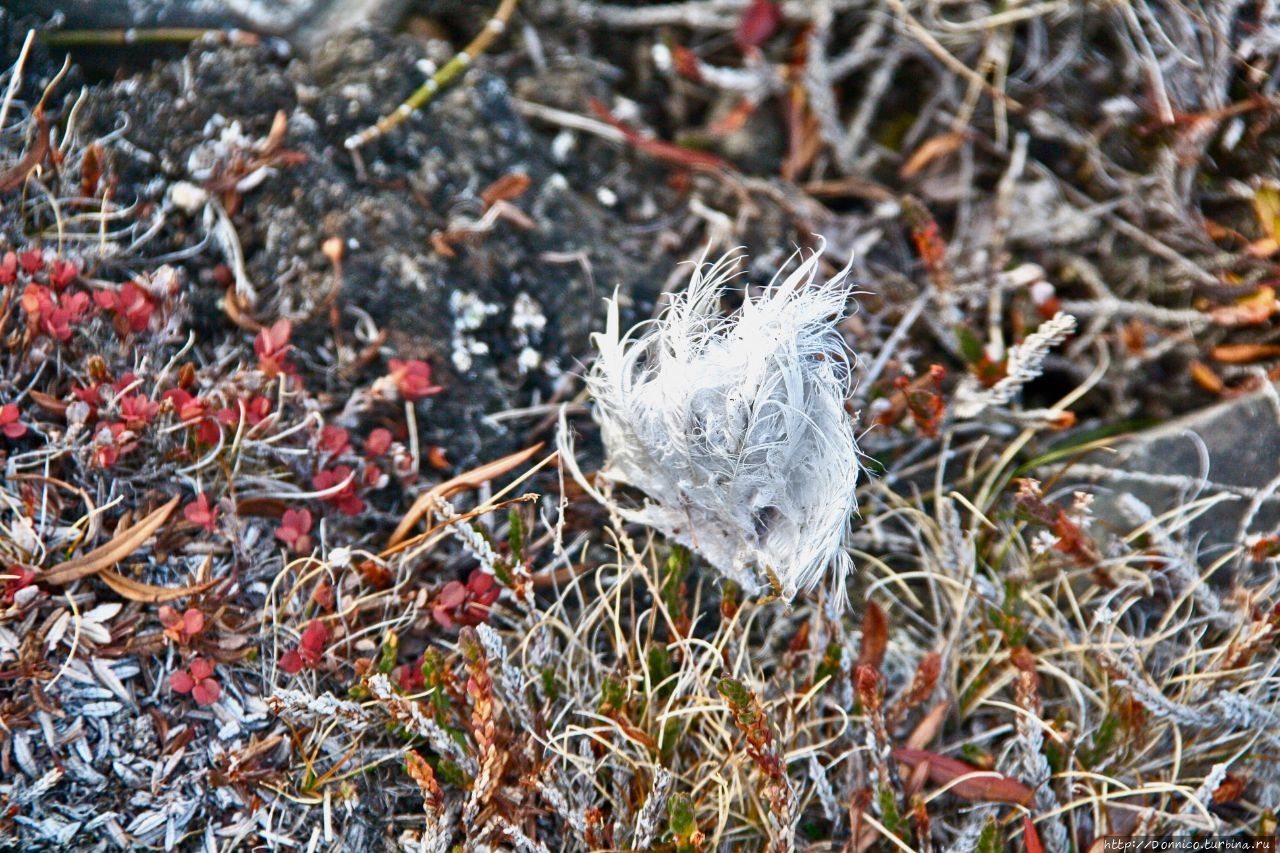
[573,246,862,605]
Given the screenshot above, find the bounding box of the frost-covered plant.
[579,247,861,604]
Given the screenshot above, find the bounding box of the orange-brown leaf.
[43,496,180,585]
[891,747,1034,805]
[904,701,950,750]
[856,600,888,671]
[1209,286,1277,326]
[1189,359,1225,394]
[29,389,69,418]
[81,142,104,198]
[98,569,218,603]
[480,172,532,208]
[900,132,966,179]
[1211,343,1280,363]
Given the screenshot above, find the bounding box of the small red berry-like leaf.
[118,394,159,431]
[300,620,329,655]
[735,0,782,50]
[387,359,443,402]
[0,252,16,284]
[245,396,272,426]
[17,248,43,275]
[0,404,27,439]
[254,318,292,357]
[158,605,181,628]
[114,281,158,333]
[279,649,304,674]
[182,608,205,637]
[169,670,195,693]
[365,428,392,456]
[254,318,294,378]
[184,492,218,533]
[437,581,467,609]
[189,657,214,680]
[49,259,78,290]
[192,678,221,705]
[275,508,313,552]
[318,425,351,456]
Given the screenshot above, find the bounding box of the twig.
[345,0,520,150]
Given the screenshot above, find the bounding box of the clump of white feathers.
[568,247,862,606]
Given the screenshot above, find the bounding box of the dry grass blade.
[41,496,180,585]
[386,442,547,547]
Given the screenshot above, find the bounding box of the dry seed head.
[585,246,861,605]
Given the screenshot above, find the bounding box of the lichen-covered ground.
[3,2,1280,850]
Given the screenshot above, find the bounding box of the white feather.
[582,246,862,605]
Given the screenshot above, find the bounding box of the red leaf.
[1023,816,1045,853]
[365,428,393,456]
[279,649,304,674]
[438,581,468,609]
[300,619,329,654]
[892,747,1034,805]
[736,0,782,50]
[192,678,220,705]
[189,657,214,680]
[387,359,443,402]
[184,493,218,533]
[182,608,205,637]
[319,425,351,455]
[0,404,26,439]
[169,670,194,693]
[856,600,888,671]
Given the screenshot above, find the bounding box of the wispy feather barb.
[577,246,862,605]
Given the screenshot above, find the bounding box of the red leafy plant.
[3,564,38,605]
[94,280,157,335]
[159,606,205,644]
[280,619,329,674]
[275,508,313,553]
[312,465,364,516]
[184,492,219,533]
[432,570,500,629]
[0,404,27,439]
[385,358,442,402]
[170,657,220,705]
[254,318,295,378]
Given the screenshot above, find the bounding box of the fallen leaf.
[98,569,218,603]
[901,132,967,179]
[480,172,532,208]
[1253,180,1280,244]
[1189,359,1225,394]
[1211,342,1280,363]
[1023,815,1045,853]
[856,600,888,671]
[28,389,69,418]
[892,747,1034,805]
[904,701,951,750]
[43,496,180,585]
[1209,286,1277,326]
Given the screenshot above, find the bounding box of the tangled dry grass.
[3,0,1280,850]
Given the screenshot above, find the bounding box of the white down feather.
[582,247,861,605]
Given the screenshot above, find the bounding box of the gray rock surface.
[1055,383,1280,552]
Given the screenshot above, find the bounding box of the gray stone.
[1054,384,1280,551]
